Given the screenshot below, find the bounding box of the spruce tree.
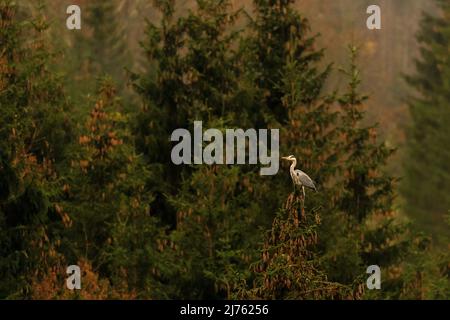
[85,1,129,85]
[243,0,341,216]
[337,47,396,224]
[248,0,329,125]
[60,79,172,298]
[319,46,413,297]
[239,193,358,299]
[231,0,350,298]
[402,0,450,241]
[134,0,271,299]
[67,0,130,101]
[133,0,246,227]
[242,1,417,299]
[0,0,71,298]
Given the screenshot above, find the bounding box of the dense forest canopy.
[0,0,448,299]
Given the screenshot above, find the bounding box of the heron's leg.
[299,186,306,220]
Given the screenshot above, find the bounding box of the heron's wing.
[295,170,317,190]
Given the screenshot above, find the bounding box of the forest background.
[0,0,449,299]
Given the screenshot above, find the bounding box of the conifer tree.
[134,0,271,299]
[243,1,417,298]
[402,0,450,240]
[168,163,266,299]
[133,0,247,228]
[239,193,358,299]
[0,0,71,298]
[61,79,173,298]
[337,47,396,223]
[68,0,130,100]
[319,46,413,297]
[85,1,129,85]
[247,0,329,125]
[243,0,341,214]
[231,0,350,298]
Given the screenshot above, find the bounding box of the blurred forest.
[0,0,449,299]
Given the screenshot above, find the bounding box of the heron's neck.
[290,159,297,171]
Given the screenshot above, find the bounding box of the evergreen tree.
[248,0,329,125]
[0,0,71,298]
[168,163,265,299]
[320,46,413,298]
[134,0,269,299]
[85,1,129,86]
[230,0,351,298]
[243,0,341,218]
[133,0,247,226]
[61,79,172,298]
[242,1,418,299]
[402,0,450,241]
[337,47,396,224]
[238,193,358,299]
[67,0,130,101]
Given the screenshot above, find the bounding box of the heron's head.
[281,155,296,162]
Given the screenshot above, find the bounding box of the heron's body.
[282,155,317,198]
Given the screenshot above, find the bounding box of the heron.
[281,155,317,199]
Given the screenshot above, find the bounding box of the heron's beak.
[281,156,289,160]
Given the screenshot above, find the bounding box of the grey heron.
[281,155,317,199]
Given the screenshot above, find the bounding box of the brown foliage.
[31,258,137,300]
